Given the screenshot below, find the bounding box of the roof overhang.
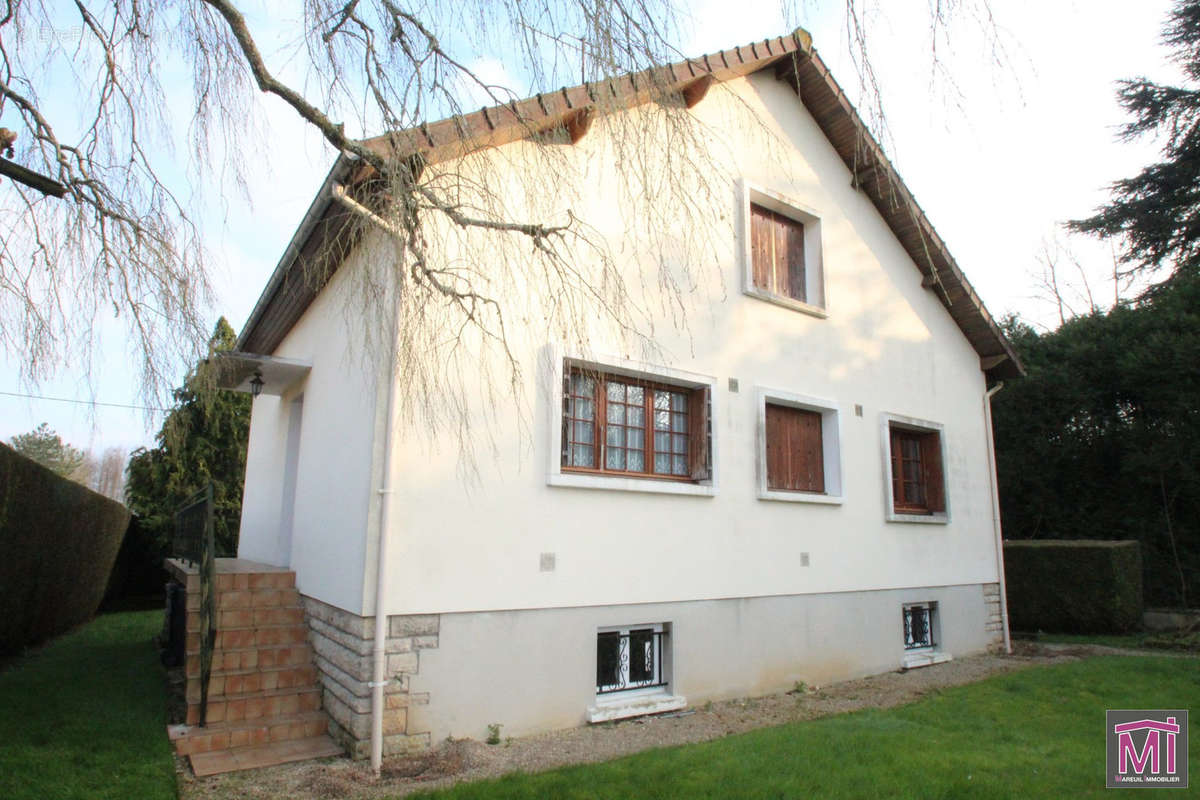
[236,28,1023,380]
[215,352,311,396]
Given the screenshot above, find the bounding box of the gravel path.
[177,643,1161,800]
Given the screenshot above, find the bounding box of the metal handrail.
[174,483,216,726]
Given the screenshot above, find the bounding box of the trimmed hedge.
[0,442,131,654]
[1004,540,1143,633]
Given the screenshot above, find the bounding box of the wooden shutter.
[783,215,806,301]
[920,431,945,512]
[889,427,905,507]
[750,203,772,291]
[765,404,824,493]
[688,385,711,481]
[750,203,806,301]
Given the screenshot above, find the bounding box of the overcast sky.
[0,0,1181,455]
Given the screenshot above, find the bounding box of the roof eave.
[234,154,359,352]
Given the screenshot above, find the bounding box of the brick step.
[186,664,318,703]
[186,643,313,677]
[214,571,295,591]
[202,605,305,630]
[188,735,342,777]
[169,711,328,757]
[187,643,312,675]
[186,623,309,652]
[183,580,298,611]
[186,685,322,725]
[187,588,302,615]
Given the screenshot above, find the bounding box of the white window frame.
[755,387,844,504]
[544,346,719,497]
[738,179,827,317]
[594,622,668,701]
[879,412,951,524]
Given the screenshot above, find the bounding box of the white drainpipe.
[983,381,1011,654]
[333,183,402,773]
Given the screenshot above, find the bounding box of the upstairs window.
[750,203,807,302]
[562,367,711,481]
[765,403,824,493]
[739,183,825,315]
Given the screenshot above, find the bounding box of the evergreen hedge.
[0,442,131,654]
[1004,540,1143,633]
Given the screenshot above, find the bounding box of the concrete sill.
[587,694,687,723]
[902,651,953,670]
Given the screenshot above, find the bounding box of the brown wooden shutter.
[766,404,824,492]
[785,216,806,301]
[688,385,711,481]
[750,204,772,291]
[920,431,945,512]
[889,426,905,506]
[765,404,787,490]
[797,409,823,492]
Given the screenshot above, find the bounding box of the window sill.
[587,693,687,723]
[902,651,952,670]
[742,287,827,318]
[886,510,950,524]
[757,488,843,505]
[549,472,716,497]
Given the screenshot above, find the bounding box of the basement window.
[901,601,952,669]
[587,623,687,723]
[596,625,668,696]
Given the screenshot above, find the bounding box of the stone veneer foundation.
[983,582,1003,644]
[301,595,439,758]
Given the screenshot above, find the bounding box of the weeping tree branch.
[0,0,1007,467]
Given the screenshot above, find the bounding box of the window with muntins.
[596,625,667,695]
[750,202,806,302]
[765,403,825,493]
[562,367,710,481]
[888,424,945,514]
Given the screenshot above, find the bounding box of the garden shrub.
[0,443,130,654]
[1004,540,1143,633]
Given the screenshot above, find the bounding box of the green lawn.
[412,656,1200,800]
[0,610,176,800]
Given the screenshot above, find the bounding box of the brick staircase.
[166,558,342,776]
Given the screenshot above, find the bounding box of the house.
[219,28,1022,764]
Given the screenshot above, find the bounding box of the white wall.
[410,583,995,741]
[374,70,1002,617]
[245,68,1005,622]
[238,253,383,615]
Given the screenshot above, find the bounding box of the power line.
[0,389,167,412]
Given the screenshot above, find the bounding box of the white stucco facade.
[237,67,1008,751]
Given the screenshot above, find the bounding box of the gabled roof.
[237,29,1023,379]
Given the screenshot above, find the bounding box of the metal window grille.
[596,628,668,694]
[903,603,936,650]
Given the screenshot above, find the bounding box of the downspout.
[333,182,402,773]
[983,381,1011,655]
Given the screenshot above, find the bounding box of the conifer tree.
[125,317,251,557]
[1071,0,1200,287]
